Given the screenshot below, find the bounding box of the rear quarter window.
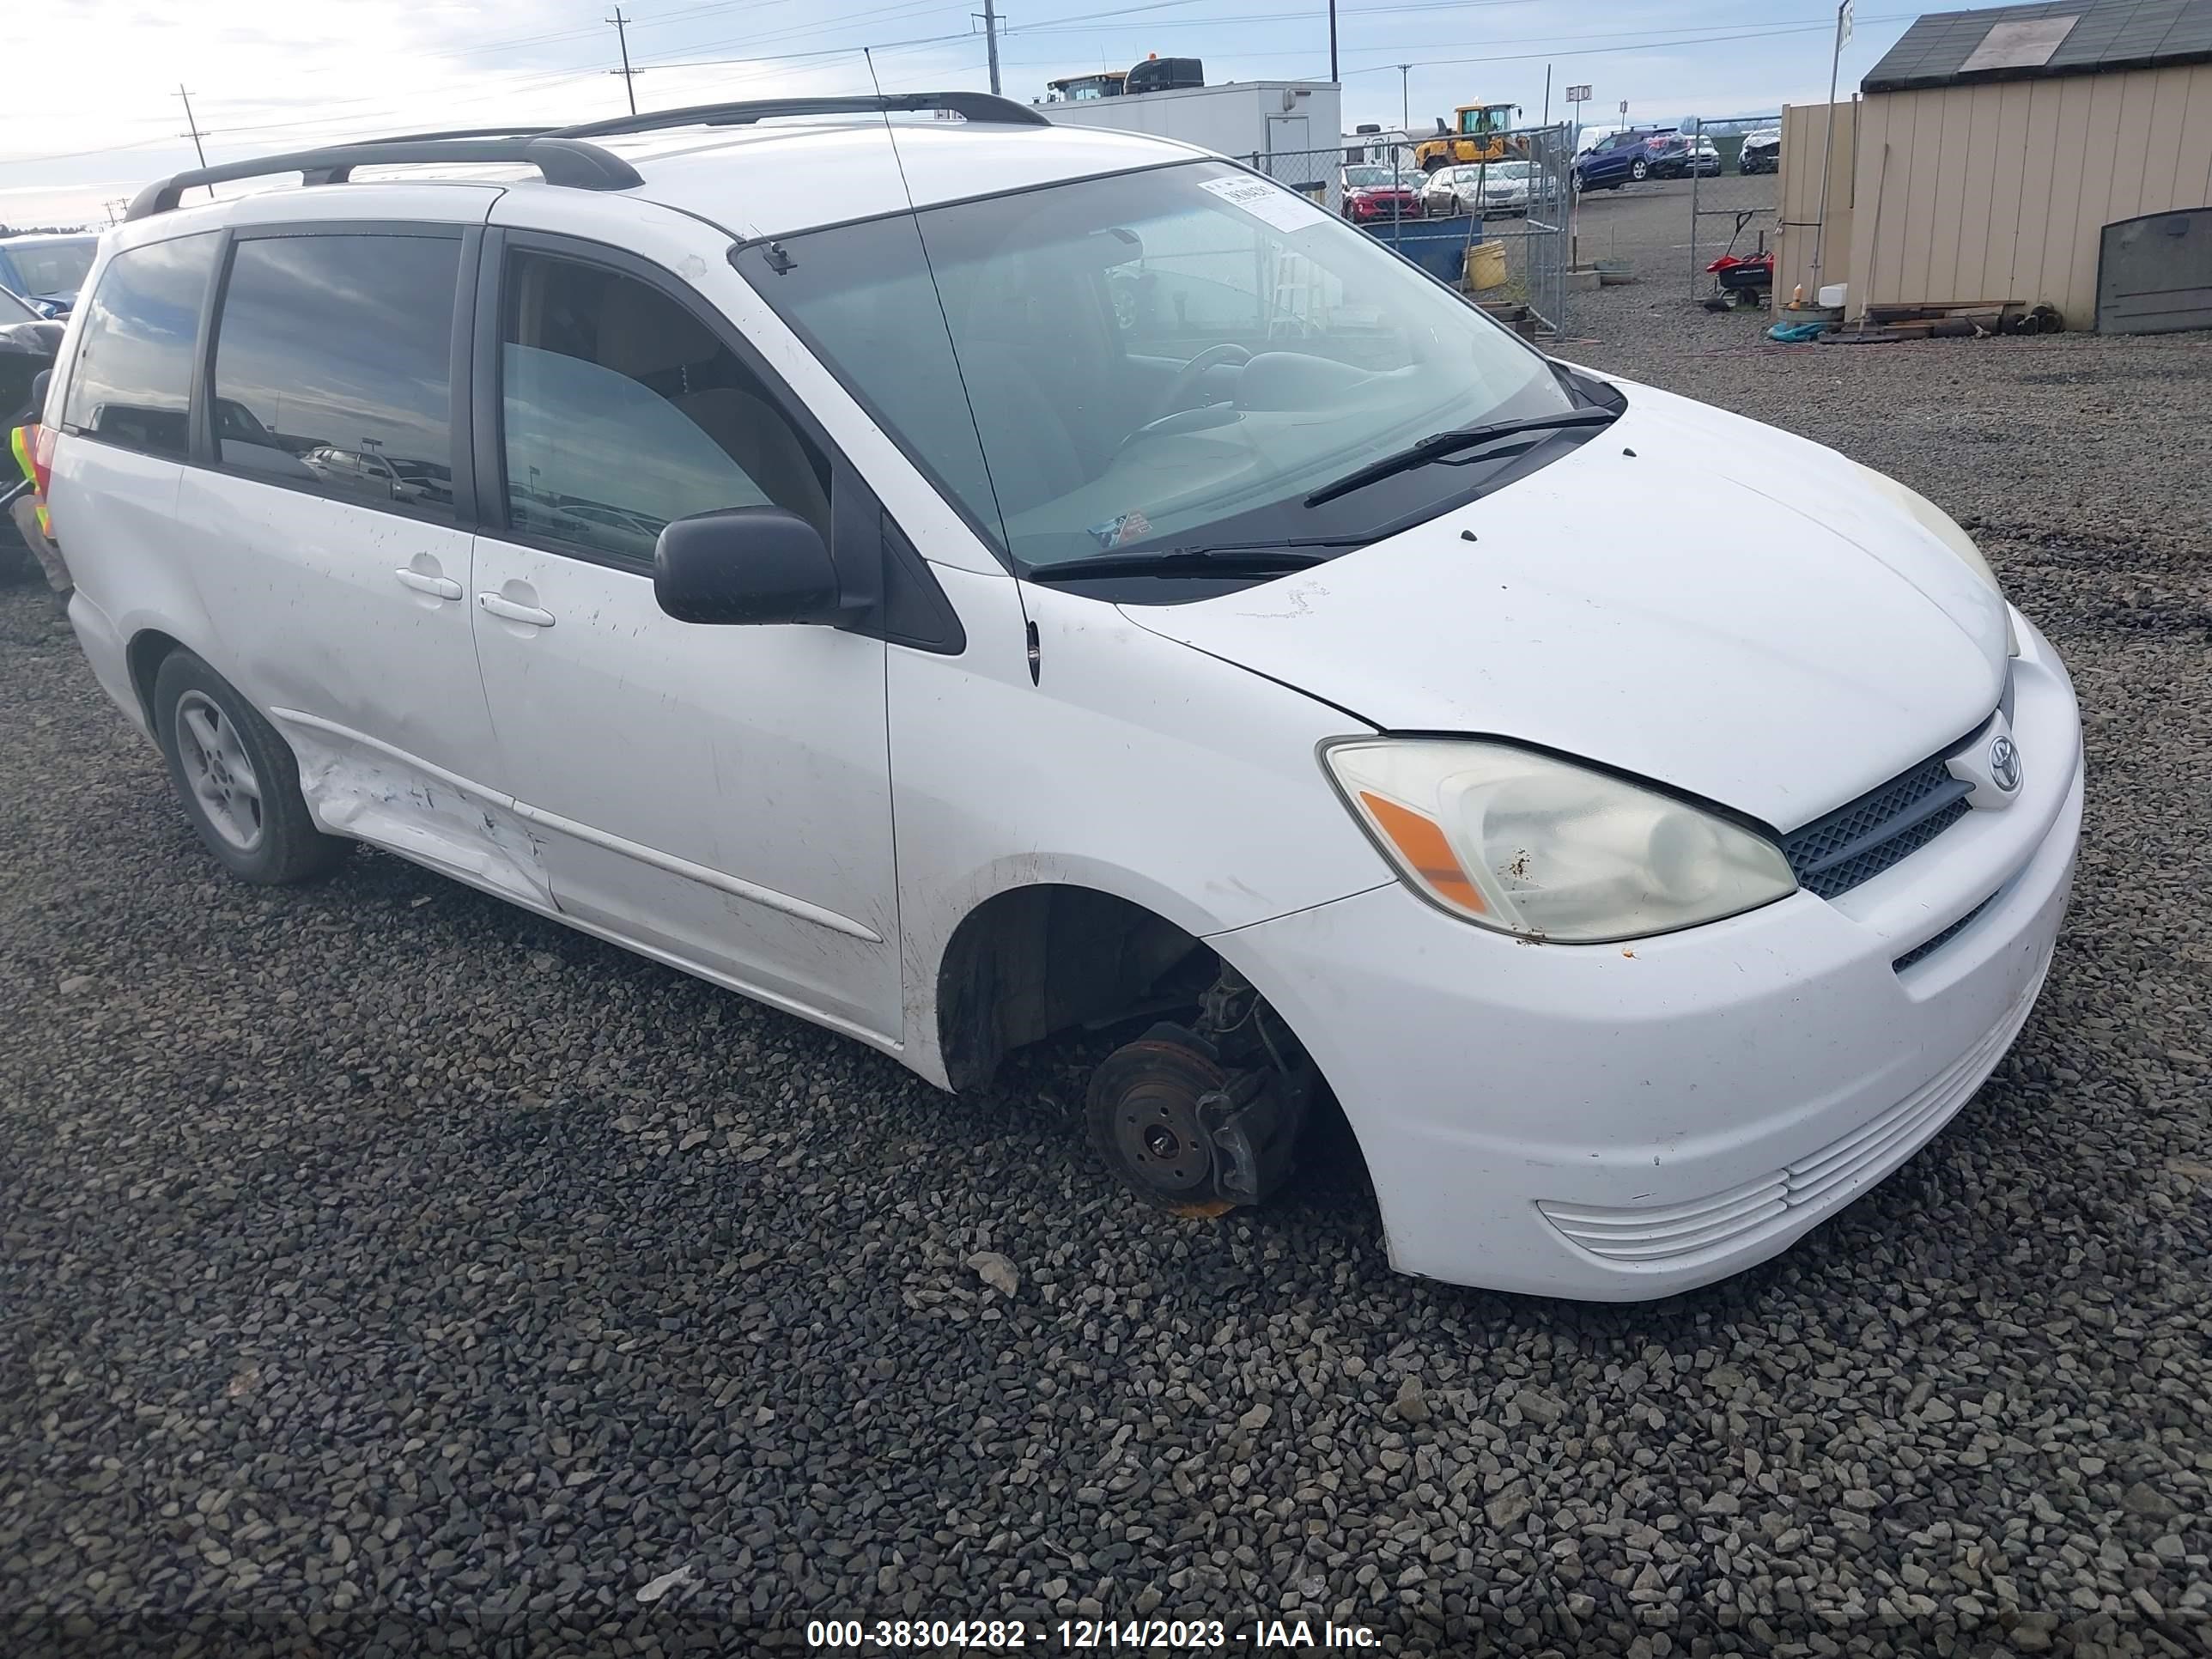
[62,233,221,462]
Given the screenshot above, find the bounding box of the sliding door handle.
[394,568,463,600]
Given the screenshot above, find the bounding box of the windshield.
[6,237,97,298]
[738,161,1574,574]
[1472,163,1531,182]
[1344,167,1412,187]
[0,286,37,323]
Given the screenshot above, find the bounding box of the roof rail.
[124,137,641,222]
[120,93,1050,224]
[554,92,1053,139]
[357,126,560,144]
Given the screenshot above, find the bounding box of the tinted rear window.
[210,234,461,522]
[62,234,221,461]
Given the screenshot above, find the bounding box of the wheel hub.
[1086,1036,1231,1209]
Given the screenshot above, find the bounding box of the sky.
[1,0,1930,230]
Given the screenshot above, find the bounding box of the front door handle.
[394,568,463,600]
[478,592,556,628]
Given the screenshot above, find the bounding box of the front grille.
[1781,754,1973,901]
[1893,894,1994,972]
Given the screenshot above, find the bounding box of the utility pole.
[1328,0,1338,82]
[176,85,214,199]
[981,0,1002,96]
[608,8,639,115]
[1810,0,1852,297]
[1541,64,1552,126]
[1399,64,1411,136]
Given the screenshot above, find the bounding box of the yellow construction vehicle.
[1413,102,1523,172]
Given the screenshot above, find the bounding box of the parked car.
[1739,126,1781,173]
[3,289,66,592]
[1340,164,1423,222]
[0,285,61,416]
[1421,160,1533,217]
[1649,132,1722,179]
[0,233,100,317]
[43,98,2080,1301]
[2,285,64,580]
[1572,127,1674,191]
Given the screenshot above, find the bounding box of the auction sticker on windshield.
[1195,174,1330,233]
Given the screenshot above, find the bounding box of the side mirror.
[30,368,50,411]
[654,506,842,626]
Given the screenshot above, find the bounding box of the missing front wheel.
[1083,967,1316,1214]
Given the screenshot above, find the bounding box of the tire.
[1630,158,1649,182]
[152,647,352,884]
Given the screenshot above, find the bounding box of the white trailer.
[1037,82,1345,211]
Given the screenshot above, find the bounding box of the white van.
[33,95,2081,1299]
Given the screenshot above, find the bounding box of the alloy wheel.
[173,690,265,852]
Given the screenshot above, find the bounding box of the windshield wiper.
[1023,538,1362,584]
[1301,409,1620,508]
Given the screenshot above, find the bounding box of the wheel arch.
[126,626,188,730]
[933,881,1212,1092]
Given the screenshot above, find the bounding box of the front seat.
[595,283,833,533]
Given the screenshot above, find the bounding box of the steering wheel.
[1118,343,1254,458]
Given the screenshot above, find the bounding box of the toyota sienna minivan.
[32,95,2081,1298]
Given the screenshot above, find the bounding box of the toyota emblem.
[1988,735,2021,793]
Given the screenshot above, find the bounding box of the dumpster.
[1366,215,1482,283]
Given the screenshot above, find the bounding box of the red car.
[1340,165,1424,222]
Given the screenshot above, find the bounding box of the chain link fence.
[1686,115,1784,307]
[1238,126,1573,335]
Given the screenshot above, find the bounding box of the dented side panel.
[276,718,554,908]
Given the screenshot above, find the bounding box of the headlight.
[1324,739,1797,943]
[1853,464,2020,655]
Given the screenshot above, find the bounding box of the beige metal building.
[1777,0,2212,327]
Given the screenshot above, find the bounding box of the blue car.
[1572,129,1675,192]
[0,233,100,318]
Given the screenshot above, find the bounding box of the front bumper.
[1215,611,2081,1299]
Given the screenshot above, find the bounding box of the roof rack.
[123,92,1051,222]
[125,137,641,221]
[552,91,1051,138]
[357,126,560,143]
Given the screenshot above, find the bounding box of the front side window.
[62,233,220,460]
[740,161,1576,574]
[495,251,830,566]
[211,234,460,520]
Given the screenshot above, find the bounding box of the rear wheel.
[152,648,352,884]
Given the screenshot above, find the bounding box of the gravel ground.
[3,307,2211,1659]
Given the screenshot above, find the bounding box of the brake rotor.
[1085,1037,1236,1217]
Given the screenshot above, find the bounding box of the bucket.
[1464,241,1507,290]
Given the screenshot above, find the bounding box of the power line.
[609,9,641,115]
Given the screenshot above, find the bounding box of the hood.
[1121,380,2009,832]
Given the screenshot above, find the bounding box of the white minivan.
[34,95,2081,1300]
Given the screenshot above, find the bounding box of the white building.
[1038,82,1345,209]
